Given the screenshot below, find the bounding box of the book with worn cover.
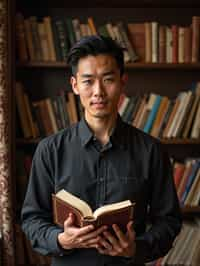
[52,189,135,231]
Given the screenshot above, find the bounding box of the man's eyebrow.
[80,71,115,78]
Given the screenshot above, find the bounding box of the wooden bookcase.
[13,4,200,265]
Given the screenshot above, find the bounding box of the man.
[21,35,182,266]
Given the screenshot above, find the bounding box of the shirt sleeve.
[133,141,182,264]
[21,139,73,256]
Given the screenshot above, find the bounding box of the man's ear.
[70,76,79,95]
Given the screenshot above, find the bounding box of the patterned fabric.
[0,1,15,265]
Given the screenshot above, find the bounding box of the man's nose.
[93,80,105,96]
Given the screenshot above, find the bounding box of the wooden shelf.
[16,137,200,145]
[161,138,200,145]
[16,61,200,70]
[182,205,200,214]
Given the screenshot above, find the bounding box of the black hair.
[66,35,125,76]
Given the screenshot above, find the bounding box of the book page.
[93,200,132,218]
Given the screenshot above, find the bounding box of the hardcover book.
[52,189,135,231]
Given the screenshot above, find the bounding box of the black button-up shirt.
[21,115,182,266]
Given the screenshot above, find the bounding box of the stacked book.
[119,82,200,140]
[16,14,200,64]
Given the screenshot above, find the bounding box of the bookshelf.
[13,5,200,266]
[17,61,200,69]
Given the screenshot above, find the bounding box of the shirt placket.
[97,150,106,208]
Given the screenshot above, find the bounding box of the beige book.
[166,27,173,63]
[191,169,200,206]
[44,98,58,133]
[152,22,158,63]
[182,95,200,138]
[178,27,185,63]
[190,101,200,138]
[132,96,147,127]
[167,92,187,138]
[185,168,200,205]
[38,22,51,61]
[43,16,56,61]
[118,96,130,116]
[172,91,192,137]
[113,25,130,63]
[162,98,180,138]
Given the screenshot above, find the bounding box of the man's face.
[71,54,127,121]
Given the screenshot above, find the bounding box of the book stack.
[156,219,200,266]
[16,14,200,64]
[119,82,200,140]
[15,14,138,63]
[16,81,82,138]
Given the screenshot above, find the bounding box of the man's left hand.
[96,221,136,258]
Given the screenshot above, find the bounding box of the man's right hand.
[57,213,107,250]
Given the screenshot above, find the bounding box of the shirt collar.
[78,114,127,149]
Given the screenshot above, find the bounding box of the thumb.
[64,213,74,229]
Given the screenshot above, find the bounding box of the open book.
[52,189,135,231]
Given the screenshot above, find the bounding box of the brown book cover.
[184,26,192,63]
[191,16,200,63]
[145,22,152,63]
[24,18,35,61]
[15,82,32,138]
[15,13,28,62]
[172,25,178,63]
[127,23,145,62]
[52,189,135,232]
[159,25,166,63]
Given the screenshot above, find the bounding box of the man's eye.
[104,78,114,83]
[83,80,92,85]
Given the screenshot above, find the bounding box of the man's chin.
[93,112,110,119]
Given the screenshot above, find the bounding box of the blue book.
[143,95,162,133]
[181,160,200,204]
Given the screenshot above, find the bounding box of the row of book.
[120,83,200,139]
[16,81,83,139]
[15,14,137,63]
[16,14,200,64]
[16,81,200,140]
[173,158,200,206]
[155,218,200,266]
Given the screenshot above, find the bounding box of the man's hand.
[96,221,136,258]
[57,213,107,250]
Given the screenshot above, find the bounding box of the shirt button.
[99,177,104,182]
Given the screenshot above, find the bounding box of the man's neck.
[85,113,118,146]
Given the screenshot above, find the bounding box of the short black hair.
[66,35,125,76]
